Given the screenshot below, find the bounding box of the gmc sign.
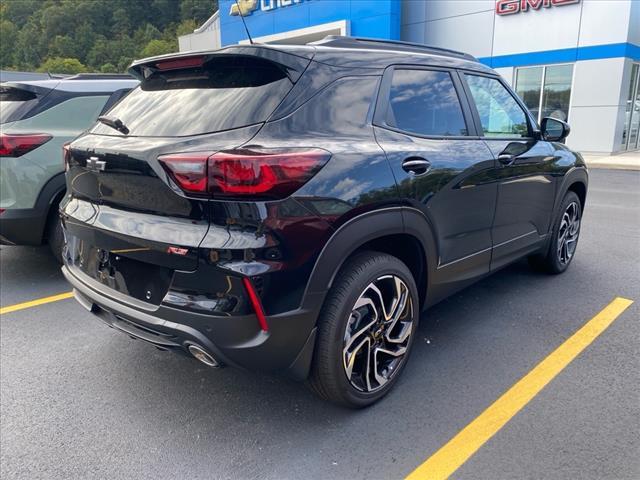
[496,0,580,16]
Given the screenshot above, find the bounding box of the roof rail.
[65,73,134,80]
[310,36,477,62]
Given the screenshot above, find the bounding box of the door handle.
[402,157,431,176]
[498,153,516,165]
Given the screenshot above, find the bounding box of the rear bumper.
[62,265,322,380]
[0,207,48,245]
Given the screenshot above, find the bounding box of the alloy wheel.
[342,275,414,393]
[557,201,580,265]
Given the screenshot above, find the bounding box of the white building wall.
[569,57,627,153]
[401,1,495,58]
[178,12,221,52]
[401,0,637,154]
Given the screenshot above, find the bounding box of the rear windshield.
[91,56,293,137]
[0,87,39,124]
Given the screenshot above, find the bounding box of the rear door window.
[91,56,294,137]
[0,87,40,124]
[385,69,468,137]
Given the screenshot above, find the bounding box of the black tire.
[47,209,64,264]
[528,191,582,274]
[307,251,419,408]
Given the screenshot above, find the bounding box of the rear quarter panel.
[1,95,108,209]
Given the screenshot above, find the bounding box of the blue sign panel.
[219,0,400,46]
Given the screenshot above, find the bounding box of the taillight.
[63,142,71,172]
[158,148,330,200]
[0,133,52,157]
[157,152,208,194]
[155,56,204,71]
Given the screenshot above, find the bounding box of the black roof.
[130,36,493,75]
[310,36,477,62]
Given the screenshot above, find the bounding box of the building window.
[622,63,640,151]
[386,69,468,137]
[515,64,573,124]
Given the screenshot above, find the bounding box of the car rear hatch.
[63,48,313,303]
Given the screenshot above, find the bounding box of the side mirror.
[540,117,570,142]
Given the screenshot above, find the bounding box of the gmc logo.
[496,0,580,16]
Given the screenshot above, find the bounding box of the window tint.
[0,87,39,124]
[466,75,529,138]
[99,88,133,116]
[90,56,293,137]
[386,69,467,137]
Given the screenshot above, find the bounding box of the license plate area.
[67,237,173,305]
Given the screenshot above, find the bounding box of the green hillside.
[0,0,217,73]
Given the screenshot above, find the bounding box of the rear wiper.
[97,115,130,135]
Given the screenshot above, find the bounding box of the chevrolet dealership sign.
[230,0,310,16]
[496,0,580,16]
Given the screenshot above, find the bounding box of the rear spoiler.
[128,45,315,83]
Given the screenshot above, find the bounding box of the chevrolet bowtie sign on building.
[179,0,640,155]
[230,0,306,17]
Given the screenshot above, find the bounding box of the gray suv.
[0,74,138,261]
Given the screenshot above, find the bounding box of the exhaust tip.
[188,345,219,367]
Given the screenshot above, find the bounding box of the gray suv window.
[0,87,39,124]
[386,69,468,137]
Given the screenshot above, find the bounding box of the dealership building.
[178,0,640,154]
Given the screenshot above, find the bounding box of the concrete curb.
[582,154,640,172]
[585,162,640,171]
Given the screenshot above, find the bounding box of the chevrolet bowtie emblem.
[230,0,258,16]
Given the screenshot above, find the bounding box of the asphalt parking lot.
[1,169,639,480]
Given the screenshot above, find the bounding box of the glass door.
[622,63,640,151]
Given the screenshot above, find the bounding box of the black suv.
[62,37,588,407]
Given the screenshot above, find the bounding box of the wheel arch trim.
[301,206,437,314]
[552,167,588,231]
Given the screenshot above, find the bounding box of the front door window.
[465,74,530,138]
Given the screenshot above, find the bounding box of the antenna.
[234,0,254,44]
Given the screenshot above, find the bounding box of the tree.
[134,23,162,47]
[0,0,40,28]
[175,19,198,37]
[0,19,18,67]
[14,20,44,69]
[73,22,97,65]
[86,36,114,69]
[38,57,88,74]
[100,63,117,73]
[0,0,218,72]
[140,39,175,58]
[180,0,217,23]
[48,35,79,59]
[41,4,68,40]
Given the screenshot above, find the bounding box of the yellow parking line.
[0,291,74,315]
[406,296,634,480]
